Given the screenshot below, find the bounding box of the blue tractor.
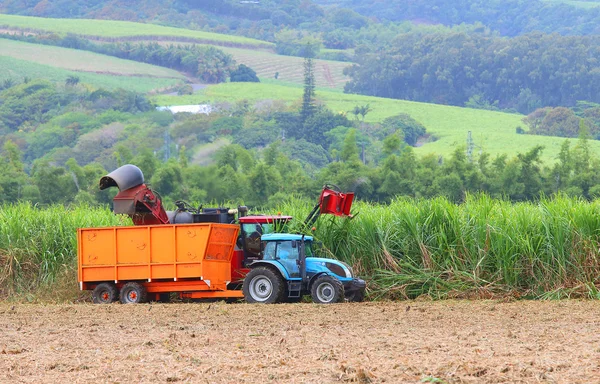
[242,233,365,304]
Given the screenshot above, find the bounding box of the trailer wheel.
[92,283,118,304]
[119,282,148,304]
[243,267,285,304]
[311,275,344,304]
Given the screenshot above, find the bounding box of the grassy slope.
[126,41,350,89]
[0,15,351,89]
[0,14,272,48]
[0,56,179,92]
[220,47,350,90]
[0,38,184,78]
[152,82,600,163]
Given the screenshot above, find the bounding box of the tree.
[65,75,80,87]
[300,45,316,124]
[380,114,426,146]
[230,64,260,82]
[358,104,371,121]
[340,129,361,163]
[197,46,236,83]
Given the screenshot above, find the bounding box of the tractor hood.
[306,257,353,279]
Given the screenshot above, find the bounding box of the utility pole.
[466,131,474,162]
[361,142,366,164]
[164,130,171,161]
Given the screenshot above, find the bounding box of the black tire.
[119,282,148,304]
[345,289,365,303]
[92,283,118,304]
[243,267,285,304]
[311,275,345,304]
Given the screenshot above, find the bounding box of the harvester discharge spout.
[100,164,169,225]
[304,184,355,228]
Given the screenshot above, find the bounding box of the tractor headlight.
[325,262,352,278]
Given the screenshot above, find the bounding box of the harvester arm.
[100,164,170,225]
[304,184,354,227]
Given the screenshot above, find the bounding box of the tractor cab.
[238,215,292,264]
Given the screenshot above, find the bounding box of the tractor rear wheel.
[311,275,344,304]
[119,282,148,304]
[92,283,118,304]
[243,267,285,304]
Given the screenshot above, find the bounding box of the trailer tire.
[119,282,148,304]
[311,275,344,304]
[243,267,285,304]
[92,283,118,304]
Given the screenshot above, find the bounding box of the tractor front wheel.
[243,267,285,304]
[119,282,148,304]
[92,283,118,304]
[311,275,344,304]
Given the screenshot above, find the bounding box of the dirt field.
[1,301,599,383]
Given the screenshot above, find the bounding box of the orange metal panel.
[182,290,244,299]
[175,225,210,263]
[176,263,203,278]
[151,264,175,279]
[79,228,116,266]
[202,261,231,285]
[143,280,211,292]
[116,227,150,265]
[81,266,114,282]
[117,265,148,281]
[149,226,175,263]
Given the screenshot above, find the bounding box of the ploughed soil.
[1,300,600,383]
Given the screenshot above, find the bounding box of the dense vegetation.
[320,0,600,36]
[5,195,600,300]
[3,78,600,208]
[344,31,600,113]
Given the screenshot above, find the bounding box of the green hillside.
[153,82,600,163]
[0,39,184,79]
[0,14,272,48]
[0,56,179,92]
[0,15,351,90]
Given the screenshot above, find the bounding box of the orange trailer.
[78,222,243,303]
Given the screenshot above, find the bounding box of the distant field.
[0,56,180,93]
[0,15,353,90]
[221,46,350,90]
[138,42,350,89]
[152,82,600,163]
[0,14,273,48]
[0,39,184,79]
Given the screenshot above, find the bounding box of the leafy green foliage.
[379,114,427,146]
[344,31,600,112]
[230,64,259,83]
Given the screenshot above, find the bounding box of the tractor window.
[263,242,276,260]
[304,241,314,257]
[276,241,299,260]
